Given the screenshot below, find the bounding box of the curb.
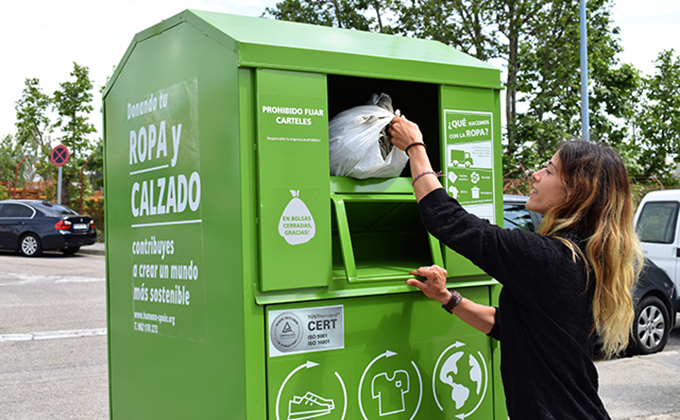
[79,243,105,256]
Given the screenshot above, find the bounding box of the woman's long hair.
[537,140,643,359]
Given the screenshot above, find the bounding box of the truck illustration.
[451,149,473,168]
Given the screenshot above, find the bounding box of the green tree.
[262,0,387,31]
[395,0,635,171]
[0,135,31,199]
[264,0,538,154]
[86,138,104,191]
[14,78,53,182]
[0,135,18,182]
[15,78,52,151]
[633,49,680,183]
[52,62,97,205]
[394,0,545,156]
[512,0,637,171]
[86,69,116,193]
[395,0,502,60]
[263,0,641,178]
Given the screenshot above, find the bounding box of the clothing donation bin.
[102,10,506,420]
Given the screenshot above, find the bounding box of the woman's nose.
[532,170,543,182]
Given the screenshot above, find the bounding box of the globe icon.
[435,347,487,417]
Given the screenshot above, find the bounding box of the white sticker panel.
[268,305,344,357]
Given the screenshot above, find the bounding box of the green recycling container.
[102,10,506,420]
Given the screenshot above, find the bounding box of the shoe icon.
[288,391,335,420]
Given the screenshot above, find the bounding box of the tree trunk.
[329,0,344,28]
[373,1,383,32]
[61,175,69,206]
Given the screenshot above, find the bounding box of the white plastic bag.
[329,105,409,179]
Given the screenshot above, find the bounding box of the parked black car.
[0,199,97,257]
[503,194,677,355]
[503,194,544,232]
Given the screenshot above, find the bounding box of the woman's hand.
[389,114,442,202]
[407,264,496,334]
[388,115,423,151]
[406,264,451,305]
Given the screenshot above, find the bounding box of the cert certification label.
[268,305,344,357]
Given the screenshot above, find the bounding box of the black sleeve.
[486,307,501,341]
[417,188,568,295]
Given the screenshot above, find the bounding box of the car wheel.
[630,295,670,355]
[19,234,42,257]
[61,246,80,255]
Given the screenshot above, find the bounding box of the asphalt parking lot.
[2,243,680,420]
[599,345,680,419]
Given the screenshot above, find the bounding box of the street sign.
[50,145,70,167]
[50,145,69,204]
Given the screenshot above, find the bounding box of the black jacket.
[419,188,610,419]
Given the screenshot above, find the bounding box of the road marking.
[0,328,107,342]
[0,272,105,286]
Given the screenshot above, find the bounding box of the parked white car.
[635,190,680,353]
[511,194,676,354]
[635,190,680,292]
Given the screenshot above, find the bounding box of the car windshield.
[33,201,79,217]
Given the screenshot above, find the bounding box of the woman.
[388,116,643,419]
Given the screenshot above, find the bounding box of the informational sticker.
[278,190,316,245]
[255,70,331,292]
[269,305,344,357]
[259,102,326,143]
[127,77,208,342]
[444,110,495,223]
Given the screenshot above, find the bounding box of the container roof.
[105,10,501,96]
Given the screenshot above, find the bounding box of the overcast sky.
[1,0,678,142]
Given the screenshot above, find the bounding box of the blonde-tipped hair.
[537,140,644,359]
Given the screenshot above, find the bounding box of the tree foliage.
[14,78,53,183]
[15,78,52,152]
[0,135,22,199]
[53,63,96,158]
[511,0,636,172]
[52,62,98,205]
[395,0,501,60]
[3,62,102,206]
[263,0,649,178]
[263,0,384,31]
[633,49,680,183]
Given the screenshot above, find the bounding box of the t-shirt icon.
[371,370,410,416]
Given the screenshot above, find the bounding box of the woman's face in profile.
[526,151,569,215]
